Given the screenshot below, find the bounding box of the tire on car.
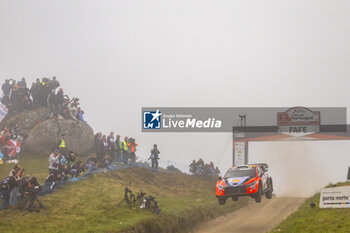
[218,197,226,205]
[255,182,263,203]
[265,178,273,199]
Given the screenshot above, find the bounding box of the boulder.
[23,118,94,157]
[2,108,95,157]
[4,108,50,135]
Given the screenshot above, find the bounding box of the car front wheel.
[265,178,273,199]
[218,197,226,205]
[255,183,262,203]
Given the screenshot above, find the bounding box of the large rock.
[23,118,94,157]
[4,108,51,135]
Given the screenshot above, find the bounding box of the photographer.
[22,177,44,212]
[9,165,24,205]
[0,176,17,210]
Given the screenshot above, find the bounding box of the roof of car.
[232,163,268,169]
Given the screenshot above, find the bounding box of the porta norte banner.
[320,186,350,208]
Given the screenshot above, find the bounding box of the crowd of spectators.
[189,159,220,177]
[93,132,142,167]
[1,77,86,122]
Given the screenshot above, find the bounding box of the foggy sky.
[1,1,350,179]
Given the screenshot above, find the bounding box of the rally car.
[216,163,273,205]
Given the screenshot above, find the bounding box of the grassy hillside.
[0,156,50,181]
[0,166,249,233]
[271,182,350,233]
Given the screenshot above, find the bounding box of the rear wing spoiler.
[250,163,269,171]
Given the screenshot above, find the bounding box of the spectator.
[57,134,66,154]
[22,177,44,212]
[115,134,122,162]
[2,80,12,97]
[107,132,115,158]
[85,153,97,175]
[101,154,112,168]
[149,144,160,169]
[189,160,197,175]
[77,108,87,123]
[0,176,17,210]
[55,88,64,115]
[49,150,60,173]
[68,98,79,120]
[18,78,27,88]
[127,138,138,165]
[47,76,60,91]
[9,165,24,181]
[47,90,56,117]
[30,80,40,107]
[70,161,85,178]
[121,137,128,164]
[23,95,32,110]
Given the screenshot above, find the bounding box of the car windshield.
[224,168,256,178]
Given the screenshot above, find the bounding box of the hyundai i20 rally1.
[216,163,273,205]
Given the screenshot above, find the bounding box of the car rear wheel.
[232,196,239,201]
[255,183,262,203]
[218,197,226,205]
[265,178,273,199]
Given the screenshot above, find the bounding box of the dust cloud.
[249,140,350,197]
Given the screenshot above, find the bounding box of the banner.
[320,186,350,208]
[141,107,346,133]
[0,103,8,123]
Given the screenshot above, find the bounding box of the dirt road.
[193,196,306,233]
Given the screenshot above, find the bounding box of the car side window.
[257,167,263,176]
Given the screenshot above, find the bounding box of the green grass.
[0,156,50,182]
[271,182,350,233]
[0,161,249,233]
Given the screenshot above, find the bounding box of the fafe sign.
[277,107,320,136]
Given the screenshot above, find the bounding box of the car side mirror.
[218,176,222,180]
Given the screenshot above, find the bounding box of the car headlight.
[245,181,257,188]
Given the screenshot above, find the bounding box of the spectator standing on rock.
[2,80,12,97]
[48,76,60,91]
[55,88,64,115]
[149,144,160,169]
[18,78,27,88]
[47,90,56,117]
[30,80,40,107]
[77,108,86,123]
